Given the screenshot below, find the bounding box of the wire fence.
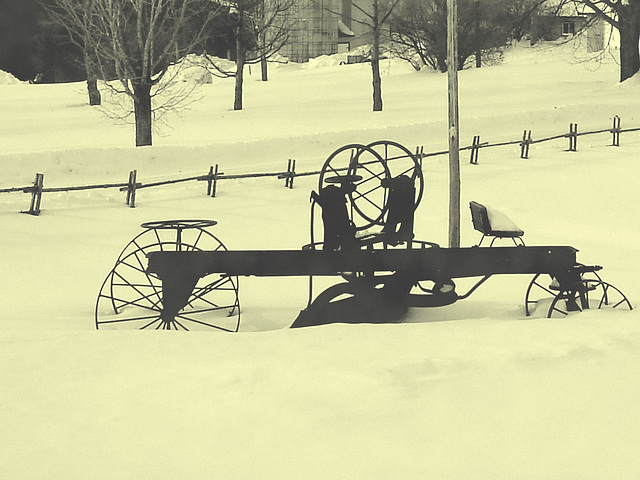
[2,116,637,216]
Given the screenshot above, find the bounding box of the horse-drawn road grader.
[94,141,632,331]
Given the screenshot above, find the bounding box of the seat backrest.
[469,201,491,235]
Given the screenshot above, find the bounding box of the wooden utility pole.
[447,0,461,247]
[475,0,481,68]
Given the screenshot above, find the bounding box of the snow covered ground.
[1,40,639,479]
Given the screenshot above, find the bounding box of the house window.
[562,21,575,36]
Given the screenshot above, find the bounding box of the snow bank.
[306,53,348,68]
[0,69,23,84]
[163,54,215,84]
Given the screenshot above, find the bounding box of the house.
[531,12,606,52]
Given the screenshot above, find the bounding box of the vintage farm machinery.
[95,141,632,330]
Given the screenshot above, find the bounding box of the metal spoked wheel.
[367,140,424,209]
[95,220,240,331]
[545,280,633,317]
[525,270,632,318]
[318,143,390,231]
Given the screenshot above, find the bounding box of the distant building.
[531,13,606,52]
[281,0,372,62]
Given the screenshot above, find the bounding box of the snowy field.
[1,40,640,479]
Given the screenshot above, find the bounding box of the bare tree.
[570,0,640,81]
[507,0,550,42]
[204,0,293,110]
[390,0,546,72]
[254,0,294,81]
[366,0,403,111]
[389,0,448,71]
[334,0,403,111]
[44,0,102,104]
[49,0,221,146]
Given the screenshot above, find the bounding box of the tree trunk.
[371,59,383,111]
[371,27,383,111]
[132,82,152,147]
[234,36,246,110]
[87,77,101,106]
[260,30,268,82]
[618,5,640,82]
[84,50,101,106]
[261,56,268,82]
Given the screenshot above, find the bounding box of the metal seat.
[469,201,524,247]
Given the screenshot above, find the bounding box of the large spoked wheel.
[95,220,240,331]
[367,140,424,210]
[319,143,390,231]
[525,271,632,318]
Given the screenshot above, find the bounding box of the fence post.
[611,116,621,146]
[567,123,578,151]
[289,158,296,188]
[22,173,44,216]
[212,164,220,197]
[470,135,481,164]
[126,170,137,207]
[280,159,296,188]
[206,164,221,198]
[206,165,214,196]
[414,146,424,171]
[520,130,532,159]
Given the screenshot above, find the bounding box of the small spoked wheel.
[546,280,633,317]
[95,220,240,331]
[525,271,632,318]
[319,143,390,230]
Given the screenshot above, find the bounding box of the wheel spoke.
[357,161,387,183]
[132,248,149,273]
[112,270,162,310]
[354,175,386,197]
[187,276,235,306]
[175,312,239,332]
[533,280,556,296]
[152,230,163,250]
[117,258,149,276]
[601,283,632,309]
[182,304,239,315]
[550,304,568,316]
[598,283,608,308]
[191,229,204,249]
[107,292,162,313]
[351,191,384,214]
[142,318,163,329]
[112,281,161,289]
[98,312,162,325]
[325,158,350,178]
